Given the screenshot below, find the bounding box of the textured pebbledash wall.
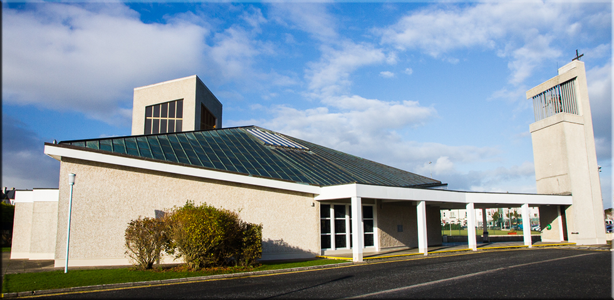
[54,157,319,267]
[377,201,442,249]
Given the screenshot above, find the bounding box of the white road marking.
[345,252,597,299]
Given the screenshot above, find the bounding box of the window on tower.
[200,104,216,130]
[144,99,183,135]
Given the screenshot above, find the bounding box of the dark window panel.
[321,220,331,234]
[86,140,99,150]
[176,100,183,118]
[176,120,182,132]
[99,140,113,152]
[160,119,167,133]
[320,204,330,218]
[335,235,347,248]
[168,120,175,133]
[363,206,373,219]
[364,234,374,247]
[169,101,176,118]
[153,104,160,117]
[145,119,152,135]
[321,235,331,249]
[364,220,374,233]
[112,139,126,154]
[152,119,160,134]
[145,106,152,117]
[335,220,346,234]
[147,136,166,160]
[161,103,168,118]
[334,205,346,219]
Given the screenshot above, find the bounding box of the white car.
[531,225,541,232]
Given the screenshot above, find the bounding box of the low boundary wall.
[443,235,541,243]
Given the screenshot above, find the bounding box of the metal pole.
[65,173,76,273]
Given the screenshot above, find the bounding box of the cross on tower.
[572,49,584,61]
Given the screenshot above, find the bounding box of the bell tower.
[527,59,605,245]
[131,75,222,136]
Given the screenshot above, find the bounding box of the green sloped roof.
[58,126,443,188]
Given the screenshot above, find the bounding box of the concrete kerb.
[2,244,609,298]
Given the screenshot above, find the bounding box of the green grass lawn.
[441,229,541,236]
[2,247,10,253]
[2,259,344,294]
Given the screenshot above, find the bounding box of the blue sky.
[2,1,612,208]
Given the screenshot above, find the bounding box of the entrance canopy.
[315,183,572,262]
[315,183,572,207]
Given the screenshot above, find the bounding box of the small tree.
[492,211,501,228]
[124,217,167,270]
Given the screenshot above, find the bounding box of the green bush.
[124,217,167,270]
[237,222,262,266]
[165,201,262,269]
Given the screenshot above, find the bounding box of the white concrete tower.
[131,75,222,136]
[527,60,606,245]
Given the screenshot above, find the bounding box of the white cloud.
[404,68,413,75]
[306,42,386,96]
[375,1,599,86]
[379,71,394,78]
[2,3,283,126]
[587,61,612,162]
[269,3,338,43]
[3,3,209,126]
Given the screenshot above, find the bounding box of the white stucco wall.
[10,189,59,260]
[54,157,319,267]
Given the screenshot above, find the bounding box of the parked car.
[606,224,612,233]
[531,225,541,232]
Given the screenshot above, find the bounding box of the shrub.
[165,201,262,269]
[124,217,167,270]
[237,222,262,266]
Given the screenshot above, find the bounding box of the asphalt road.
[44,249,611,299]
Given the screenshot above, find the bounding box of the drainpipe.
[65,173,76,273]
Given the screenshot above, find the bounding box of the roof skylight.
[247,128,308,150]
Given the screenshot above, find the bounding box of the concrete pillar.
[482,208,489,243]
[467,203,477,251]
[417,201,428,256]
[522,203,532,248]
[351,196,363,262]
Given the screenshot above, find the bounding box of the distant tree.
[492,211,501,227]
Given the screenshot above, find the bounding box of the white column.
[351,196,363,262]
[374,200,380,252]
[522,203,532,248]
[482,208,489,243]
[417,201,428,256]
[467,203,477,251]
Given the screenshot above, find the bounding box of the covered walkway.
[317,241,577,260]
[315,183,573,262]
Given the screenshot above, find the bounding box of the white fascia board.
[355,184,466,202]
[314,184,357,201]
[315,183,573,206]
[14,191,34,203]
[32,189,59,202]
[44,145,321,195]
[465,192,572,206]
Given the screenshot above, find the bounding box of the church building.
[11,60,602,267]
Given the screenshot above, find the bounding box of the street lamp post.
[65,173,76,273]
